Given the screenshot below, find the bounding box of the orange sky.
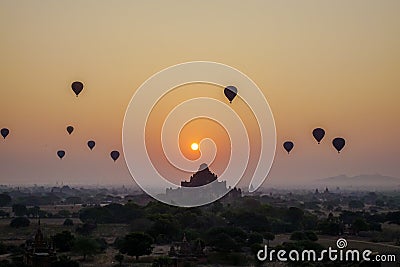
[0,1,399,186]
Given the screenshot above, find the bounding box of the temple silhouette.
[163,164,241,205]
[24,220,56,266]
[181,163,222,187]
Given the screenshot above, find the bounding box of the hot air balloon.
[312,128,325,144]
[57,150,65,159]
[110,151,120,162]
[224,86,237,103]
[87,140,96,150]
[71,81,84,97]
[332,138,345,153]
[66,126,74,135]
[283,141,294,154]
[1,128,9,139]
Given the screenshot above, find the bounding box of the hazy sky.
[0,1,399,187]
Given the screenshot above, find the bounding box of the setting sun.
[191,143,199,151]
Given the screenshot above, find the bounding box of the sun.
[191,143,199,151]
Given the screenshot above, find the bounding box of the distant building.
[181,164,220,187]
[169,234,204,258]
[24,220,56,267]
[163,164,240,205]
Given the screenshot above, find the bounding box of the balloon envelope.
[283,141,294,154]
[110,150,120,162]
[224,86,237,103]
[87,140,96,150]
[71,81,84,97]
[332,137,345,153]
[312,128,325,144]
[66,126,74,135]
[1,128,9,139]
[57,150,65,159]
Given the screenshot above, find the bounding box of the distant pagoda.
[24,220,56,266]
[164,163,241,205]
[181,163,218,187]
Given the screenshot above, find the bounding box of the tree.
[264,232,275,246]
[317,220,342,236]
[304,231,318,241]
[352,218,369,234]
[114,253,124,266]
[0,210,9,218]
[10,217,30,228]
[63,218,73,226]
[290,231,307,241]
[0,194,11,207]
[118,232,153,260]
[206,226,247,249]
[58,210,71,218]
[286,207,304,226]
[73,237,100,261]
[148,214,179,243]
[12,204,27,217]
[248,232,263,245]
[27,206,40,217]
[75,221,97,235]
[208,232,238,252]
[52,231,75,252]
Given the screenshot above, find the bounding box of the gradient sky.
[0,1,399,187]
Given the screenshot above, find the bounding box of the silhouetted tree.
[52,231,75,252]
[0,194,11,207]
[63,218,73,226]
[352,218,369,234]
[248,232,263,245]
[118,232,153,260]
[27,206,40,217]
[290,231,307,241]
[73,237,100,261]
[304,231,318,241]
[263,232,275,246]
[148,214,179,243]
[10,217,30,228]
[75,221,97,235]
[207,232,238,252]
[12,204,27,217]
[317,220,341,235]
[286,207,304,226]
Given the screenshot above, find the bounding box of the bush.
[290,231,318,241]
[290,231,306,241]
[304,231,318,241]
[10,217,30,228]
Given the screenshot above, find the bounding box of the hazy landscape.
[1,172,400,266]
